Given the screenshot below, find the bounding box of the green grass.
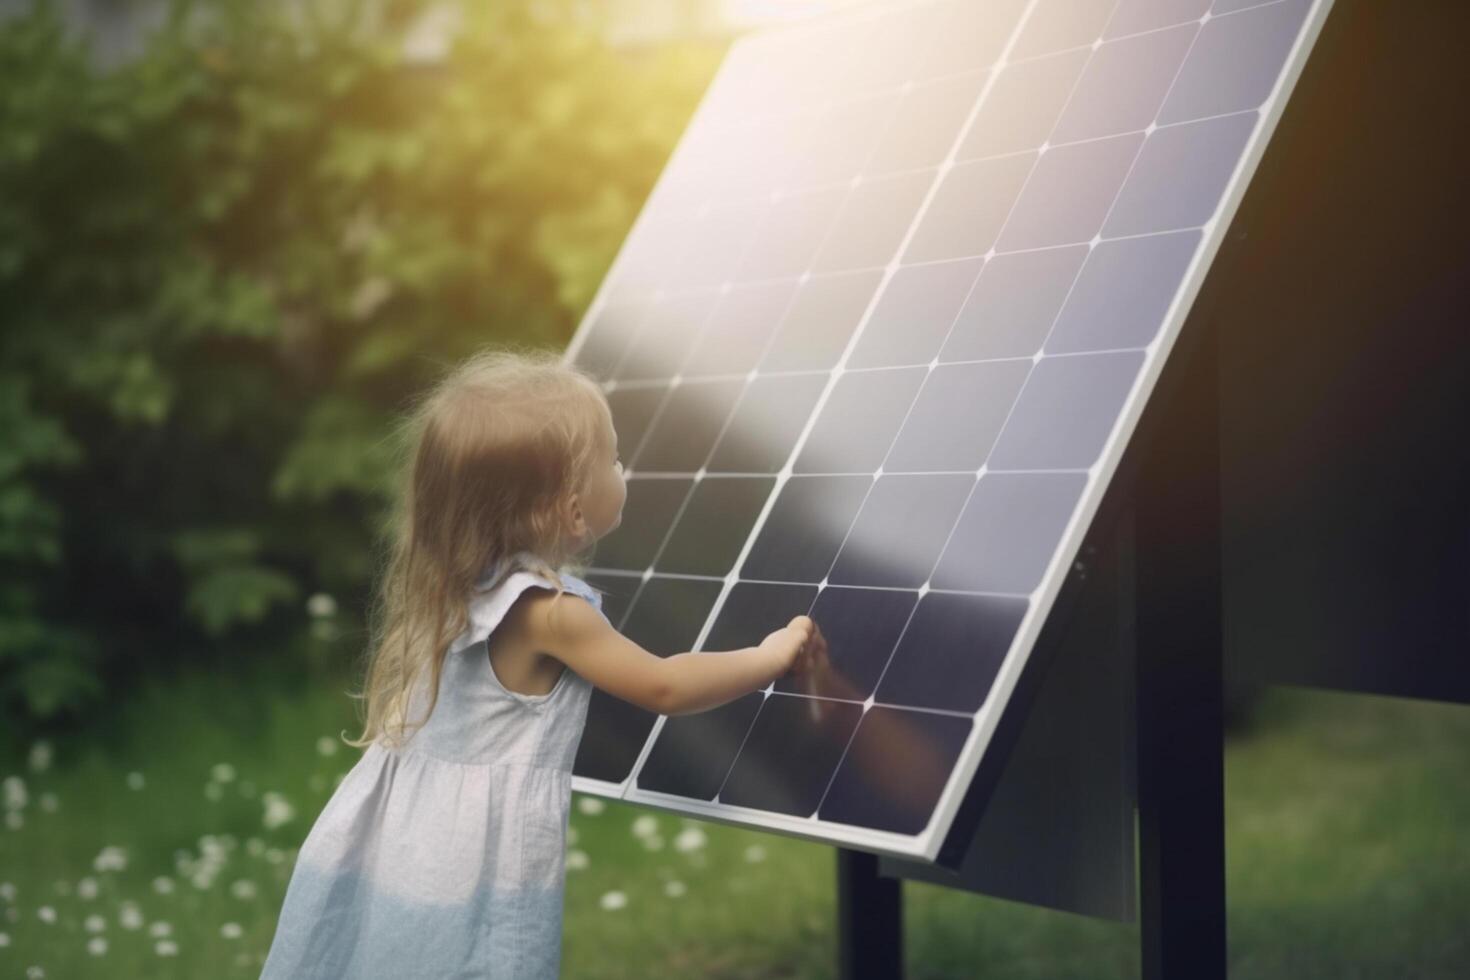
[1,662,1467,979]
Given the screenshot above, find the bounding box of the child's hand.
[758,615,827,677]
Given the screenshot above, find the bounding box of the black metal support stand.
[1134,315,1227,980]
[837,847,904,980]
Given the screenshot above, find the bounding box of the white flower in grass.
[126,771,145,791]
[26,965,44,978]
[673,827,707,853]
[149,920,172,938]
[191,871,216,890]
[152,876,175,895]
[28,741,52,774]
[5,811,22,831]
[0,931,9,946]
[316,735,339,757]
[598,890,627,911]
[641,835,665,852]
[77,877,98,900]
[245,837,265,857]
[306,593,338,618]
[575,796,605,816]
[0,881,15,901]
[265,848,285,865]
[220,921,244,939]
[87,936,108,956]
[94,846,128,872]
[3,776,26,810]
[84,913,106,933]
[262,792,296,830]
[38,793,58,813]
[743,844,767,864]
[118,903,144,930]
[663,880,687,898]
[155,939,179,956]
[37,905,56,923]
[211,763,237,784]
[565,849,589,871]
[229,879,257,900]
[630,814,659,839]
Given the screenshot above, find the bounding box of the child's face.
[573,413,627,545]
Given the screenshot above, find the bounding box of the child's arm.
[520,589,816,716]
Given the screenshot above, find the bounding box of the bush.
[0,0,720,733]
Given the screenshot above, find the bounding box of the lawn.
[1,656,1467,979]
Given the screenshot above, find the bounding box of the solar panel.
[566,0,1333,862]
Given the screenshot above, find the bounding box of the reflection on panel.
[719,694,865,815]
[819,707,973,834]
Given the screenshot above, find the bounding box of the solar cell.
[567,0,1332,861]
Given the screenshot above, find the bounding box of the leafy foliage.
[0,0,720,732]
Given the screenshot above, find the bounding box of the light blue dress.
[261,554,604,979]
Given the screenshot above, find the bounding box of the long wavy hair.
[342,344,612,750]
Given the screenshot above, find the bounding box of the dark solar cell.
[848,258,985,369]
[707,374,828,474]
[740,475,873,583]
[882,360,1032,473]
[931,473,1089,595]
[594,478,691,571]
[986,352,1145,471]
[873,592,1028,712]
[632,378,745,473]
[793,367,927,474]
[827,474,976,588]
[818,707,973,834]
[719,694,866,815]
[656,476,776,576]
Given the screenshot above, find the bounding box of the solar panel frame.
[565,0,1336,863]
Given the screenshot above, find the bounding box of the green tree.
[0,0,720,734]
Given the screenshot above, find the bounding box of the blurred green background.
[0,1,1466,977]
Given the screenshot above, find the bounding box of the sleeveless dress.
[260,554,604,979]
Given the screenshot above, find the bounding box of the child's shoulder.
[501,580,608,655]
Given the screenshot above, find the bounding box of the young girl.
[260,346,825,979]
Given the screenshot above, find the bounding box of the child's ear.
[562,492,587,536]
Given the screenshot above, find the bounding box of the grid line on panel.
[692,0,1054,816]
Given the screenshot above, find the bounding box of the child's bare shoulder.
[504,580,607,646]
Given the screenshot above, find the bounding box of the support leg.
[837,847,904,980]
[1135,315,1228,980]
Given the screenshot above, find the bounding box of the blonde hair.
[343,344,612,750]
